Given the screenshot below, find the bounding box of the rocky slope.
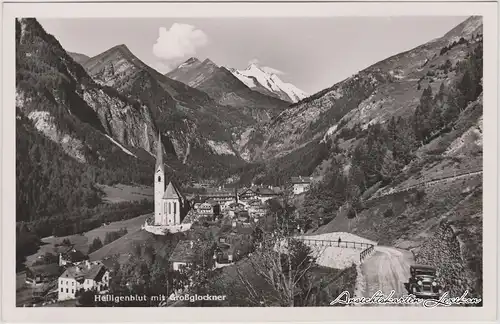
[290,16,484,298]
[167,57,289,123]
[16,18,159,164]
[83,45,248,174]
[230,63,307,103]
[240,16,483,167]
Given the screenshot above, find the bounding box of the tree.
[77,289,96,307]
[61,238,72,246]
[88,237,103,254]
[235,230,323,307]
[379,150,398,183]
[413,85,434,143]
[392,117,417,165]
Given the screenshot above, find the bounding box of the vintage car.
[407,264,443,298]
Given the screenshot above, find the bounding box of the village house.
[291,176,314,195]
[239,186,281,203]
[57,261,110,301]
[201,189,237,206]
[197,202,214,215]
[238,187,258,201]
[226,202,246,218]
[254,186,280,202]
[169,240,216,272]
[59,248,89,266]
[247,199,267,218]
[25,263,61,286]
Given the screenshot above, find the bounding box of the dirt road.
[361,246,414,298]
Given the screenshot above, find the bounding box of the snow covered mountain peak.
[230,63,307,103]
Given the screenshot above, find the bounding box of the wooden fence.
[295,237,375,264]
[296,238,373,250]
[360,245,374,263]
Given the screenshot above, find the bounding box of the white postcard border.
[1,1,498,323]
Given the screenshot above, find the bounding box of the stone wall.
[415,221,481,300]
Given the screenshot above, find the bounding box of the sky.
[39,16,468,95]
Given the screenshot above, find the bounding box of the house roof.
[238,188,256,196]
[228,202,245,208]
[60,262,107,282]
[291,176,313,184]
[163,182,182,200]
[255,187,277,196]
[61,249,88,263]
[237,188,249,195]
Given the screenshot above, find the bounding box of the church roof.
[155,131,164,171]
[163,182,182,200]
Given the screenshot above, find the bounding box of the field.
[89,228,154,263]
[85,213,150,244]
[97,184,153,203]
[25,213,151,265]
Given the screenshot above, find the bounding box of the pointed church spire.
[155,130,164,171]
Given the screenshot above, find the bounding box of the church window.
[168,203,171,214]
[158,176,161,182]
[174,202,176,214]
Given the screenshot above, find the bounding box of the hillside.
[239,16,483,184]
[15,18,175,222]
[83,45,249,177]
[16,19,161,158]
[276,16,483,299]
[167,57,289,123]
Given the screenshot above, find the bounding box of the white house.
[291,176,313,195]
[58,261,110,301]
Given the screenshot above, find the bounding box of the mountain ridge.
[230,63,307,103]
[83,42,249,176]
[167,57,290,123]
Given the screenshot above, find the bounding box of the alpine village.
[16,16,483,307]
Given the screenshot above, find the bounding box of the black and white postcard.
[1,1,498,323]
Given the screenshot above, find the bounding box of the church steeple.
[155,130,164,172]
[154,130,166,225]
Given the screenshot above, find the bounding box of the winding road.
[361,246,414,298]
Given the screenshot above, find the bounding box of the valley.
[15,16,484,308]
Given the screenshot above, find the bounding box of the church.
[154,132,188,226]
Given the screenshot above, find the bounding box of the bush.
[415,189,426,204]
[61,238,72,246]
[383,208,394,218]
